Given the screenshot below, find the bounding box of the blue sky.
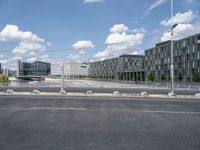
[0,0,200,69]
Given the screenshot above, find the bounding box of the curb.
[0,92,199,100]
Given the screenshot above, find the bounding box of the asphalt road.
[0,96,200,150]
[0,86,199,95]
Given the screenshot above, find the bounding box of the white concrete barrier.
[6,89,14,94]
[59,90,66,94]
[141,91,148,96]
[32,90,40,94]
[86,91,93,95]
[195,93,200,97]
[113,91,121,96]
[168,92,176,97]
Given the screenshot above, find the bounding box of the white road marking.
[140,110,200,114]
[0,107,87,111]
[29,107,87,111]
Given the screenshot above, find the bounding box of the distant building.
[51,61,89,78]
[89,55,145,81]
[17,60,51,76]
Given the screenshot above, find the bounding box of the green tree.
[0,74,9,82]
[161,75,166,81]
[177,72,184,82]
[148,73,155,82]
[192,73,200,82]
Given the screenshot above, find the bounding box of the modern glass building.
[17,60,51,76]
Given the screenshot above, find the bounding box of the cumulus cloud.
[160,10,200,41]
[12,41,45,55]
[161,24,194,41]
[145,0,167,15]
[160,10,194,26]
[132,28,146,34]
[110,24,129,33]
[0,24,44,42]
[26,55,50,63]
[68,54,80,60]
[0,24,51,67]
[95,24,144,59]
[84,0,104,3]
[27,57,38,63]
[72,40,94,50]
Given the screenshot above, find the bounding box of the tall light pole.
[60,62,66,94]
[169,0,177,96]
[168,0,174,95]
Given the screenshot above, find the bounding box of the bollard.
[86,91,93,95]
[113,91,121,96]
[141,91,148,96]
[195,93,200,97]
[32,89,40,94]
[168,92,176,97]
[6,89,14,94]
[59,90,66,95]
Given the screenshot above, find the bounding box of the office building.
[145,33,200,82]
[17,60,51,76]
[51,61,89,78]
[89,55,145,81]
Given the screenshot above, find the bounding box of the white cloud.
[47,42,52,46]
[95,25,144,59]
[160,10,200,41]
[160,10,194,26]
[110,24,129,33]
[132,28,146,34]
[0,24,51,69]
[26,55,50,63]
[39,55,50,62]
[145,0,167,15]
[79,50,86,54]
[68,54,80,60]
[72,40,94,50]
[12,41,45,55]
[84,0,104,3]
[0,55,4,58]
[161,24,194,41]
[27,57,38,63]
[0,24,44,42]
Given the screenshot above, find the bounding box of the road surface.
[0,96,200,150]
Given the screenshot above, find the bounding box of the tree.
[0,74,9,82]
[148,73,155,82]
[161,75,166,81]
[177,72,184,82]
[192,73,200,82]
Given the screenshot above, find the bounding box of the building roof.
[119,54,144,58]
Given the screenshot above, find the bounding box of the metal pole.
[170,0,174,94]
[60,62,65,92]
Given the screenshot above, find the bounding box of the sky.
[0,0,200,70]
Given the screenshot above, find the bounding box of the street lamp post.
[60,62,66,94]
[169,0,177,96]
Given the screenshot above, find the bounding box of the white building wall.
[51,61,89,78]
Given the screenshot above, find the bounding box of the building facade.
[51,61,89,78]
[17,60,51,76]
[89,55,145,81]
[145,33,200,82]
